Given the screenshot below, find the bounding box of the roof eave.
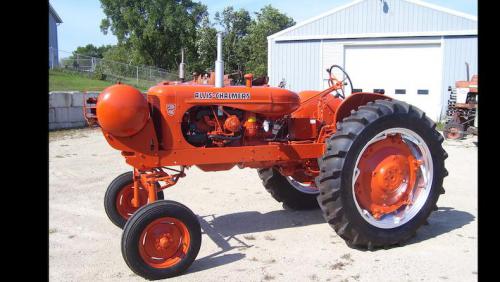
[49,3,63,23]
[272,30,477,42]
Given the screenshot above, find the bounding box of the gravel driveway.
[49,128,477,281]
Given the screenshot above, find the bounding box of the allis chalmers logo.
[194,92,251,100]
[166,104,176,116]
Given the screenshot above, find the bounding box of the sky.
[50,0,478,55]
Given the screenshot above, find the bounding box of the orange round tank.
[97,84,150,137]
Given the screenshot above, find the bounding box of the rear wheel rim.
[116,184,149,219]
[352,128,433,229]
[286,176,320,194]
[138,217,191,269]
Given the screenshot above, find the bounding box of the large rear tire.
[257,168,319,210]
[317,99,448,249]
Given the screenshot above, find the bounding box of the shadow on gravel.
[408,206,475,245]
[187,209,324,273]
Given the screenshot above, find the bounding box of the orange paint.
[96,84,150,137]
[96,74,391,207]
[115,183,148,219]
[244,73,253,87]
[354,135,419,219]
[138,217,191,268]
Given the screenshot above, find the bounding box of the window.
[395,89,406,95]
[373,89,385,94]
[417,89,429,95]
[352,88,363,93]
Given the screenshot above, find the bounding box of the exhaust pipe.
[465,62,470,81]
[179,48,185,82]
[215,32,224,88]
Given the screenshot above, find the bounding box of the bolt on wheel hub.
[139,217,191,268]
[372,156,407,193]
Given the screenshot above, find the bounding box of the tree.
[101,44,133,64]
[73,44,112,58]
[191,15,217,74]
[244,5,295,77]
[99,0,207,70]
[215,7,251,75]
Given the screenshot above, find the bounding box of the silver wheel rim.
[352,128,433,229]
[286,176,320,195]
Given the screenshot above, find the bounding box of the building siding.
[49,13,59,67]
[270,36,446,91]
[268,40,321,91]
[268,0,477,121]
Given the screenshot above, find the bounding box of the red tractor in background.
[444,64,478,140]
[93,33,447,280]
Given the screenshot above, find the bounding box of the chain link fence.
[49,47,188,89]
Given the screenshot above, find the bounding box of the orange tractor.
[95,33,447,280]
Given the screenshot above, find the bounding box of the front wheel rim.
[116,184,149,219]
[352,128,433,229]
[138,217,191,269]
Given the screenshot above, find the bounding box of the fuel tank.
[148,84,300,117]
[291,90,342,125]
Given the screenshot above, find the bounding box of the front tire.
[104,171,164,229]
[317,99,448,249]
[121,200,202,280]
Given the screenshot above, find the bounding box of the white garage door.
[344,44,442,121]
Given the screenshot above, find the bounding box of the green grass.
[49,69,114,91]
[49,69,153,92]
[436,121,446,131]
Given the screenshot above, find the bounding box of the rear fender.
[334,93,391,125]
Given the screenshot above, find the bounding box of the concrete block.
[49,108,55,123]
[49,122,58,130]
[87,91,100,98]
[49,121,84,131]
[71,92,84,107]
[54,108,69,123]
[49,92,72,108]
[68,107,85,122]
[58,122,73,129]
[71,121,87,128]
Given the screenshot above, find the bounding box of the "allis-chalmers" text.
[194,92,251,100]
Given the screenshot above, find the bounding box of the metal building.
[267,0,477,121]
[49,3,63,68]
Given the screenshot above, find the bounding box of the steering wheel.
[327,64,354,99]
